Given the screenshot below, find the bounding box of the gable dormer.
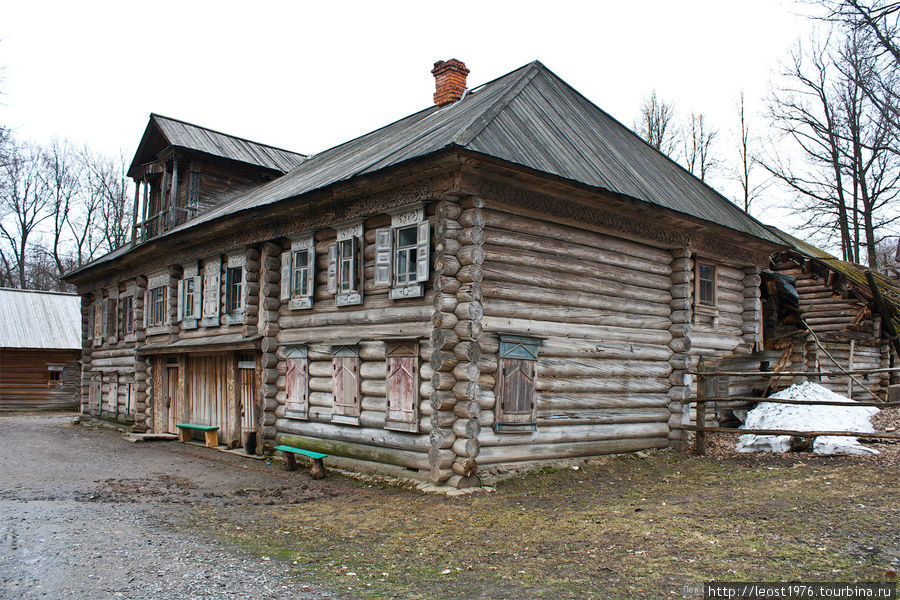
[129,114,306,244]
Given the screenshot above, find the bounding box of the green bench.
[274,444,328,479]
[175,424,219,447]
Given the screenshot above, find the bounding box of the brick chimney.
[432,59,469,106]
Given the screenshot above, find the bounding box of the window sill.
[331,414,360,426]
[284,409,309,420]
[222,312,244,326]
[181,318,198,330]
[494,423,537,433]
[385,420,419,433]
[336,292,362,307]
[389,284,423,300]
[289,297,313,310]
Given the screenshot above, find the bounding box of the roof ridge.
[0,287,78,296]
[452,61,543,147]
[150,113,308,158]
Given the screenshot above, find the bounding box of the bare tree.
[682,112,718,181]
[636,90,679,156]
[82,148,132,254]
[734,92,767,214]
[0,141,50,288]
[765,28,900,268]
[41,139,81,287]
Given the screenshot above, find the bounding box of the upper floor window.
[201,257,221,327]
[328,222,363,307]
[281,234,315,310]
[374,206,430,299]
[177,265,203,328]
[146,286,167,327]
[121,295,134,336]
[225,266,243,313]
[223,253,246,321]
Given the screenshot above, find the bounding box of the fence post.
[694,359,707,456]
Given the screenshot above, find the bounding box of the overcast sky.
[2,0,815,226]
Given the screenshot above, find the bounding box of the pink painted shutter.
[331,356,360,421]
[386,356,417,427]
[285,357,309,418]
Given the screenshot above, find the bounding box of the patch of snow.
[735,381,880,455]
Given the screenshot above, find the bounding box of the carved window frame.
[373,205,430,300]
[328,222,363,307]
[693,257,719,320]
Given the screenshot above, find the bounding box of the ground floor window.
[495,335,541,432]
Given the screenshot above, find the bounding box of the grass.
[187,449,899,599]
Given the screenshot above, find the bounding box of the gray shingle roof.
[175,61,780,244]
[128,114,307,176]
[0,289,82,350]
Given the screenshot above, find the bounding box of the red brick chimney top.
[432,59,469,106]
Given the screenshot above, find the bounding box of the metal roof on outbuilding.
[0,289,82,350]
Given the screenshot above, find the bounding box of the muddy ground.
[1,414,898,599]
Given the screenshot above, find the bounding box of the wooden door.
[186,355,228,431]
[164,364,178,434]
[238,358,256,434]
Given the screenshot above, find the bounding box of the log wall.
[774,264,891,399]
[476,206,674,470]
[0,349,80,411]
[273,210,441,480]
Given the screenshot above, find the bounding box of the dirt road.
[0,414,334,600]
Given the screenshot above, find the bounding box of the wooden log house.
[64,59,789,486]
[0,289,82,412]
[761,227,899,400]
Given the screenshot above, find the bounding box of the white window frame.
[328,222,363,307]
[374,205,430,299]
[282,234,315,310]
[177,264,202,329]
[224,253,246,322]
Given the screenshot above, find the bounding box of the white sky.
[1,0,814,228]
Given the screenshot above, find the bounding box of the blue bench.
[274,445,328,479]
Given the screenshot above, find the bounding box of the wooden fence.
[671,365,900,455]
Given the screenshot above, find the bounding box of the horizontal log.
[478,422,669,447]
[536,377,670,394]
[481,281,669,317]
[277,419,432,452]
[536,356,671,379]
[536,393,671,410]
[483,262,671,305]
[279,305,431,330]
[481,209,672,264]
[484,299,671,330]
[537,336,671,361]
[536,408,669,426]
[483,316,672,346]
[475,437,668,464]
[278,322,429,344]
[275,432,450,471]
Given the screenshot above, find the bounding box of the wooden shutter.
[304,245,316,297]
[280,251,291,301]
[142,292,149,328]
[496,359,536,425]
[94,303,103,342]
[495,335,541,432]
[285,355,309,419]
[203,261,220,323]
[374,227,393,287]
[385,341,418,432]
[100,299,109,340]
[177,279,184,322]
[415,221,430,283]
[327,243,338,294]
[191,276,202,319]
[107,298,118,342]
[331,347,360,425]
